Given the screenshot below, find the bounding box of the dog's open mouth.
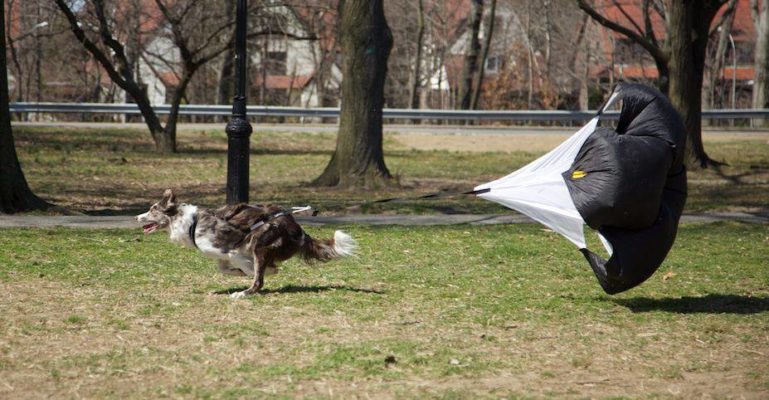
[142,223,159,234]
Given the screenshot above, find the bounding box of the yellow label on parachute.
[571,170,587,179]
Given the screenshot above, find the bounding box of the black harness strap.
[370,187,490,204]
[239,189,492,226]
[249,210,287,232]
[189,213,199,249]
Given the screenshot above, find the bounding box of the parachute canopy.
[476,83,687,294]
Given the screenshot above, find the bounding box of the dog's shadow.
[212,284,385,296]
[612,294,769,314]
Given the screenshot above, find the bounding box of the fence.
[10,102,769,122]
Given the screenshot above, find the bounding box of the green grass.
[4,124,768,397]
[12,126,768,214]
[1,223,767,398]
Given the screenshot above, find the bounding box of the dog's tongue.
[142,223,157,234]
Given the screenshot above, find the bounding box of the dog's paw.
[230,290,248,299]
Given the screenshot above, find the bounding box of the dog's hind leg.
[231,224,281,299]
[231,252,270,299]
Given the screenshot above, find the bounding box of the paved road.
[0,211,766,229]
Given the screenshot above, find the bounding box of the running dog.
[136,189,356,298]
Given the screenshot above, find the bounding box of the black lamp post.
[225,0,252,204]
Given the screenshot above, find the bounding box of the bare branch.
[710,0,739,36]
[750,0,760,26]
[642,0,658,48]
[651,0,666,21]
[141,47,181,74]
[54,0,129,89]
[139,51,181,86]
[569,14,590,68]
[247,29,317,41]
[153,0,193,66]
[575,0,669,64]
[612,0,644,36]
[92,0,132,76]
[190,21,236,59]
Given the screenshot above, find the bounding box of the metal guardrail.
[10,102,769,121]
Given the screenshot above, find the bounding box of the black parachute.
[476,83,687,294]
[564,83,687,294]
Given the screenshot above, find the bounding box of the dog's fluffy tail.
[301,230,357,262]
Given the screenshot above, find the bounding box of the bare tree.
[313,0,393,187]
[217,0,237,106]
[55,0,309,152]
[707,0,738,109]
[576,0,670,92]
[145,0,242,149]
[577,0,728,168]
[458,0,483,110]
[5,0,66,104]
[751,0,769,115]
[291,0,340,109]
[54,0,205,152]
[667,0,728,167]
[381,0,425,112]
[471,0,497,110]
[1,0,48,213]
[409,0,426,110]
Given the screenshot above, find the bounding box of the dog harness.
[248,206,313,231]
[187,207,312,249]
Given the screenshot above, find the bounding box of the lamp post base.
[225,116,252,204]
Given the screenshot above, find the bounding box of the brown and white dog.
[136,189,356,298]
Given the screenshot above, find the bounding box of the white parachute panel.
[474,117,600,249]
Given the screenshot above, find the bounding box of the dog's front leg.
[230,252,268,299]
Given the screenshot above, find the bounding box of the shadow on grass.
[212,284,385,296]
[613,294,769,314]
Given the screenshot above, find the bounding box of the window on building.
[265,51,287,75]
[485,55,502,74]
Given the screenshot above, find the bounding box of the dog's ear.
[161,189,177,208]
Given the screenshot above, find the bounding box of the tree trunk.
[708,0,738,108]
[218,45,235,105]
[0,1,48,213]
[408,0,425,111]
[655,58,670,95]
[217,0,236,108]
[6,0,23,102]
[579,21,589,110]
[543,0,552,75]
[752,0,769,115]
[161,70,197,154]
[313,0,393,187]
[525,0,533,109]
[458,0,483,110]
[667,0,724,168]
[471,0,497,110]
[131,89,168,151]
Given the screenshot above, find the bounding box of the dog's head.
[136,189,178,234]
